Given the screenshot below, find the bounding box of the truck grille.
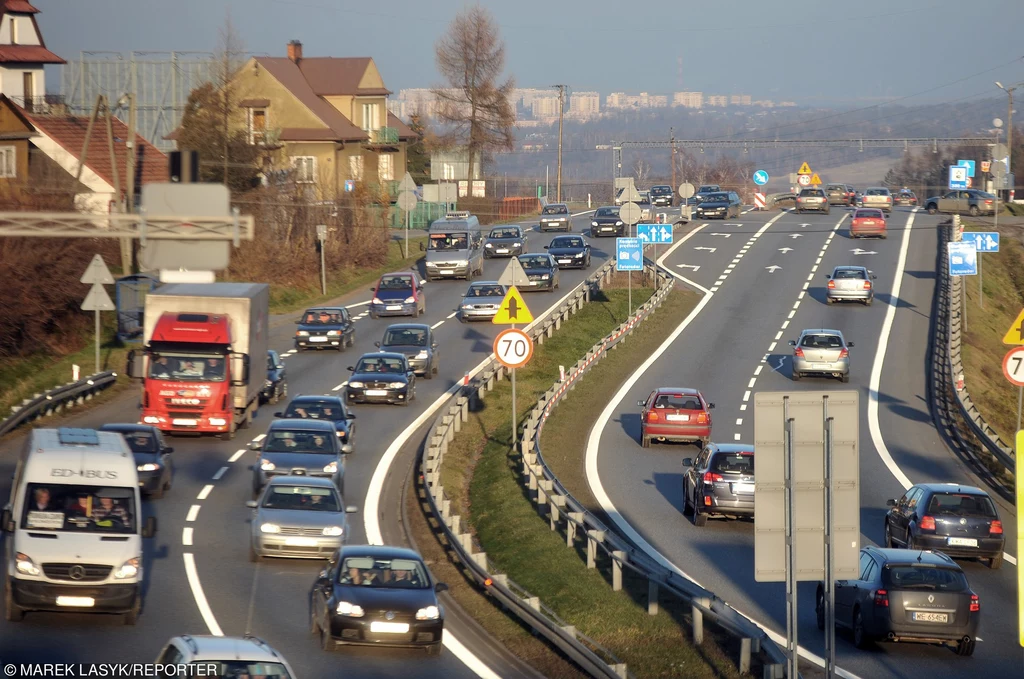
[42,563,113,582]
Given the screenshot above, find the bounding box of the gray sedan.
[789,329,853,383]
[859,187,893,214]
[246,476,357,561]
[825,266,876,305]
[483,225,528,258]
[457,281,507,322]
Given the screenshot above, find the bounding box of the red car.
[850,208,887,239]
[637,388,715,448]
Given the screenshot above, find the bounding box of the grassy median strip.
[412,284,743,678]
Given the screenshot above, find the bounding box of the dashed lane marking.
[431,320,445,329]
[197,484,214,500]
[212,466,228,481]
[182,527,193,546]
[228,449,246,463]
[186,504,201,522]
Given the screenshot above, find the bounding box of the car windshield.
[355,356,407,373]
[882,566,969,592]
[262,484,341,511]
[489,227,519,239]
[192,662,291,679]
[926,492,998,518]
[827,185,844,191]
[653,393,701,410]
[866,188,888,196]
[855,210,884,219]
[113,430,159,454]
[428,233,468,251]
[148,353,226,382]
[651,186,671,195]
[338,556,431,589]
[595,207,619,217]
[705,193,729,201]
[833,268,866,280]
[542,205,568,215]
[377,276,413,291]
[712,452,754,474]
[264,430,336,454]
[302,310,343,324]
[551,237,584,248]
[283,399,346,420]
[22,483,137,534]
[801,334,842,348]
[382,327,427,346]
[466,284,505,298]
[519,255,550,268]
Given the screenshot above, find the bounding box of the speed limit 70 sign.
[1003,347,1024,387]
[493,328,534,369]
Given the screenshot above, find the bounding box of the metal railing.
[369,127,399,144]
[0,371,119,438]
[419,254,788,677]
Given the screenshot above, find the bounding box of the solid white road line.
[197,485,214,501]
[331,382,348,391]
[431,320,445,329]
[186,505,201,522]
[866,208,1017,567]
[346,300,371,309]
[228,449,246,463]
[182,527,193,546]
[183,553,224,636]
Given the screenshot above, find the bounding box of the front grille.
[528,275,546,281]
[372,609,415,623]
[42,563,113,582]
[432,262,460,268]
[365,381,390,389]
[278,526,324,536]
[168,411,202,420]
[161,397,211,411]
[472,304,496,310]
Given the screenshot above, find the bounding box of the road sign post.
[493,310,535,448]
[616,236,642,315]
[397,172,418,258]
[1018,431,1024,649]
[80,254,116,374]
[961,232,999,309]
[316,224,328,295]
[678,182,695,221]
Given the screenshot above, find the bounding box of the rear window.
[711,452,754,474]
[801,334,843,348]
[543,205,568,215]
[855,210,883,219]
[833,269,866,280]
[653,393,702,410]
[882,566,969,592]
[826,185,845,191]
[926,492,997,518]
[799,189,824,197]
[866,188,889,196]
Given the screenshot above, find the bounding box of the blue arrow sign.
[957,159,976,178]
[616,237,643,271]
[948,165,969,190]
[753,170,769,186]
[948,241,977,276]
[637,224,673,244]
[962,231,999,253]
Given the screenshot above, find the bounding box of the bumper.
[460,308,499,321]
[328,615,444,648]
[592,225,622,236]
[137,470,164,493]
[851,226,886,237]
[696,210,726,218]
[11,579,138,613]
[143,412,231,435]
[346,386,410,404]
[425,264,469,279]
[701,494,755,518]
[796,203,828,212]
[913,535,1005,560]
[520,279,554,291]
[652,199,672,207]
[793,358,849,375]
[253,534,343,559]
[552,257,587,269]
[643,424,710,442]
[540,221,570,231]
[296,336,345,348]
[827,197,850,205]
[484,246,523,258]
[369,302,417,317]
[827,289,873,302]
[865,615,978,644]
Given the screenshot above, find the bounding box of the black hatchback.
[682,443,755,527]
[516,253,560,291]
[884,483,1005,568]
[544,235,591,269]
[345,352,416,406]
[276,394,356,451]
[98,423,174,499]
[295,307,355,351]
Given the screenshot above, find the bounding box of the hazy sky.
[37,0,1024,105]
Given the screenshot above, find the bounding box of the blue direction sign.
[637,223,673,244]
[962,231,999,253]
[753,170,769,186]
[616,237,643,271]
[948,241,978,276]
[957,159,976,178]
[948,165,969,190]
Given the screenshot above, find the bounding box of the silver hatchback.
[826,266,876,305]
[246,476,358,561]
[790,329,853,382]
[457,281,507,321]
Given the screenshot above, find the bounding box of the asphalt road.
[591,206,1021,679]
[0,209,609,678]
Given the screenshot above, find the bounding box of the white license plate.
[528,281,538,285]
[496,248,508,253]
[812,363,830,369]
[364,389,388,396]
[440,269,454,275]
[284,537,318,547]
[370,621,410,634]
[558,259,572,264]
[733,483,755,494]
[172,418,197,426]
[385,305,402,311]
[947,537,978,547]
[861,221,875,225]
[56,596,95,607]
[309,336,328,342]
[666,414,689,422]
[913,612,948,623]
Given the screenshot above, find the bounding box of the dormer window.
[247,108,267,145]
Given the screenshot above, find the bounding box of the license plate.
[385,305,402,311]
[666,414,689,422]
[862,221,875,225]
[56,596,95,607]
[812,363,830,369]
[528,281,538,285]
[913,612,948,623]
[947,537,978,547]
[284,537,318,547]
[309,336,328,342]
[370,621,410,634]
[496,248,508,253]
[440,269,454,275]
[172,418,197,426]
[365,389,388,396]
[558,259,571,264]
[733,483,755,494]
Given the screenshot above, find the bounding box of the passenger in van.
[92,496,132,529]
[66,493,92,519]
[31,488,53,511]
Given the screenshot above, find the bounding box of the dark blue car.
[295,307,355,351]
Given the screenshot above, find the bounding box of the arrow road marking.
[800,223,810,228]
[710,233,731,238]
[851,248,877,255]
[766,265,782,273]
[789,234,803,239]
[725,223,743,227]
[677,264,700,271]
[694,246,717,252]
[770,358,786,373]
[778,247,793,254]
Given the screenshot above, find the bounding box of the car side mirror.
[434,582,449,593]
[788,340,797,346]
[274,412,284,417]
[346,413,357,420]
[374,341,381,348]
[543,245,549,249]
[369,288,376,293]
[824,274,830,279]
[637,400,646,407]
[708,403,716,409]
[341,444,354,455]
[142,516,157,538]
[345,505,359,513]
[276,364,285,370]
[847,341,855,348]
[294,320,302,324]
[163,447,174,454]
[248,441,262,451]
[1,509,11,533]
[886,498,897,507]
[871,275,877,280]
[682,458,694,467]
[246,500,258,509]
[407,371,415,379]
[347,366,355,372]
[318,569,329,582]
[431,343,438,349]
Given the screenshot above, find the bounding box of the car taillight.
[990,520,1003,535]
[839,348,849,358]
[647,411,659,422]
[794,348,804,357]
[970,594,980,612]
[863,280,872,290]
[696,412,709,424]
[984,200,993,205]
[828,280,836,289]
[703,471,723,483]
[919,515,936,531]
[873,589,889,607]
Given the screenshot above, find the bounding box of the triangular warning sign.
[809,173,822,185]
[497,256,530,287]
[797,162,812,175]
[1003,308,1024,345]
[492,285,533,325]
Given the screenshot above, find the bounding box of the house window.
[361,103,379,131]
[10,16,17,44]
[378,153,393,182]
[0,146,16,178]
[292,156,316,184]
[247,108,267,145]
[349,155,364,181]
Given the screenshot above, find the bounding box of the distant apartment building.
[531,95,560,120]
[729,94,752,106]
[569,91,600,118]
[605,92,667,109]
[753,99,775,108]
[777,101,798,107]
[672,91,703,109]
[706,95,728,107]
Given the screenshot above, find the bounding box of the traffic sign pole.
[1016,431,1024,650]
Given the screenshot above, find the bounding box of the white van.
[424,211,484,281]
[2,427,156,624]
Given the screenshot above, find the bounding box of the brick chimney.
[287,40,302,63]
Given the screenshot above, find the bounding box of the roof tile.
[1,1,41,14]
[0,45,65,64]
[255,57,367,142]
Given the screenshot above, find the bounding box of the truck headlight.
[260,523,281,533]
[322,526,344,537]
[15,553,40,576]
[137,463,160,472]
[416,605,440,621]
[323,461,338,474]
[260,460,276,471]
[209,417,227,426]
[113,557,140,579]
[389,381,405,389]
[336,601,364,617]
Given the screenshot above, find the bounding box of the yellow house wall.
[230,59,328,132]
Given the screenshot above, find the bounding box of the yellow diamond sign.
[798,162,812,175]
[1002,308,1024,345]
[492,285,534,325]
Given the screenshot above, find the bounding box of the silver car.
[859,187,893,214]
[246,476,357,561]
[789,329,854,383]
[539,203,571,232]
[825,266,876,305]
[483,225,527,258]
[457,281,507,322]
[795,188,830,214]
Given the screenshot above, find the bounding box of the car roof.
[378,271,415,279]
[711,443,753,453]
[467,280,502,287]
[98,423,158,434]
[546,203,569,209]
[864,546,958,568]
[304,306,345,313]
[550,235,583,241]
[171,635,286,663]
[267,418,337,432]
[288,394,344,404]
[800,328,842,335]
[267,475,338,488]
[338,544,424,561]
[357,351,407,360]
[833,265,868,271]
[915,482,988,496]
[489,225,522,231]
[383,323,430,332]
[654,387,700,395]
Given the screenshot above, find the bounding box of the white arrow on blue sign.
[616,237,643,271]
[752,170,769,186]
[962,231,999,253]
[948,241,978,276]
[637,223,673,244]
[957,159,976,178]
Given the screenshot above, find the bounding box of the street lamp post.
[995,81,1018,198]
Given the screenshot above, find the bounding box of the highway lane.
[590,206,1021,678]
[0,210,604,677]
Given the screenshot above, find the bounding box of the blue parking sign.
[948,241,977,276]
[616,237,643,271]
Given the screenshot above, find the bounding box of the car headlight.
[327,330,340,336]
[372,297,382,305]
[336,601,365,617]
[389,381,405,389]
[591,221,598,226]
[322,526,344,537]
[558,217,566,221]
[574,252,585,257]
[264,379,272,388]
[137,463,160,472]
[323,461,338,474]
[540,274,550,280]
[615,221,623,226]
[260,460,276,471]
[405,296,416,303]
[416,605,441,621]
[260,523,281,534]
[485,242,493,248]
[514,241,522,247]
[461,303,472,309]
[15,553,40,576]
[415,350,428,359]
[296,331,309,336]
[113,557,140,579]
[349,381,364,388]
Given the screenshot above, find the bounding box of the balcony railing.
[368,127,399,144]
[17,94,70,115]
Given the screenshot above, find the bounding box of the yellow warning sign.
[809,173,822,185]
[798,162,812,175]
[1002,308,1024,345]
[492,285,534,325]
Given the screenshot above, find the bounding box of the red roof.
[23,109,168,190]
[0,45,63,64]
[1,1,41,13]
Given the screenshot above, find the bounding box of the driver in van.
[91,496,132,529]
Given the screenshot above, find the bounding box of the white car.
[155,635,296,678]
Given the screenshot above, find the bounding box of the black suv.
[295,307,356,351]
[649,185,674,207]
[816,546,979,656]
[884,483,1004,568]
[275,394,356,450]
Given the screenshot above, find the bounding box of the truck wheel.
[221,423,236,441]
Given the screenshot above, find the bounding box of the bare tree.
[216,11,246,183]
[633,158,652,188]
[432,6,515,183]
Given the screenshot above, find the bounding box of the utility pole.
[123,92,137,273]
[552,84,567,202]
[996,81,1018,199]
[670,127,676,198]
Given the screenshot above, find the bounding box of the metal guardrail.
[419,254,788,677]
[0,371,119,438]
